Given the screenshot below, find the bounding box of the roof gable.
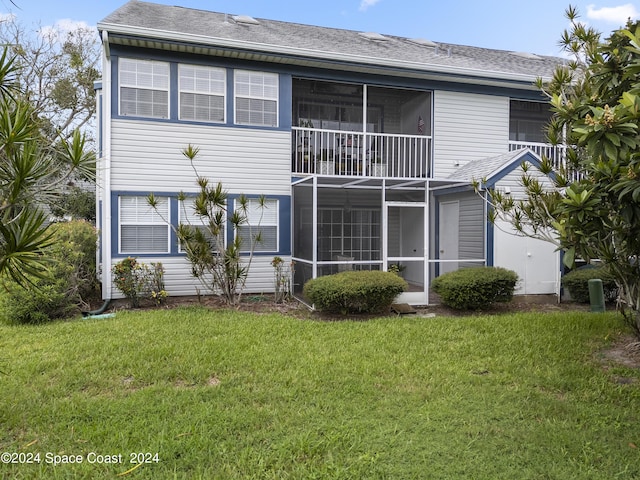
[448,149,549,187]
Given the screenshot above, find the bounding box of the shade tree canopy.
[485,6,640,338]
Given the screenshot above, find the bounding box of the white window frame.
[178,64,226,123]
[119,58,170,119]
[237,198,279,252]
[119,196,170,254]
[234,70,279,127]
[178,198,226,253]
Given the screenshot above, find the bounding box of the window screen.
[237,198,278,251]
[234,70,278,127]
[119,58,169,118]
[179,64,226,122]
[178,198,225,253]
[119,196,169,253]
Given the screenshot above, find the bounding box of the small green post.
[588,278,605,313]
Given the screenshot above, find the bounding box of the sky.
[2,0,639,57]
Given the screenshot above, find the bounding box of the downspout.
[82,299,111,317]
[101,29,113,305]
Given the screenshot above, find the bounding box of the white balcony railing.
[293,127,431,179]
[509,141,583,182]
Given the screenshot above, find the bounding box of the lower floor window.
[317,208,381,261]
[119,196,170,253]
[115,194,285,255]
[237,198,278,252]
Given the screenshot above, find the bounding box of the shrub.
[112,257,167,308]
[50,220,100,303]
[303,270,407,315]
[0,220,100,324]
[562,266,618,303]
[432,266,519,310]
[271,256,293,304]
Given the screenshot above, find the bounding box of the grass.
[0,307,638,479]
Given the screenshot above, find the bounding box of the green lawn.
[0,307,638,479]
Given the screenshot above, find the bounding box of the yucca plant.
[149,145,266,306]
[0,45,94,286]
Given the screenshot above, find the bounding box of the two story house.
[96,0,565,305]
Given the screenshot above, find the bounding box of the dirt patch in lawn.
[600,334,640,373]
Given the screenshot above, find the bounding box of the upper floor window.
[179,65,226,123]
[509,100,552,144]
[234,70,278,127]
[119,58,169,119]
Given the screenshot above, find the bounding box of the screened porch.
[291,176,487,305]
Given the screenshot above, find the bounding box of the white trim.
[102,30,112,300]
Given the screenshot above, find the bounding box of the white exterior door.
[494,220,559,295]
[385,202,427,305]
[438,201,459,274]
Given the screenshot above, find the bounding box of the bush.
[303,270,407,315]
[112,257,167,308]
[50,220,100,303]
[432,266,519,310]
[0,220,100,324]
[562,266,618,303]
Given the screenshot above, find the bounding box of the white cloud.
[0,13,16,22]
[39,18,91,40]
[359,0,381,12]
[586,3,640,23]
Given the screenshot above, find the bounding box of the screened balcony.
[292,79,432,179]
[509,99,581,181]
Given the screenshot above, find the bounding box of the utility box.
[588,278,606,313]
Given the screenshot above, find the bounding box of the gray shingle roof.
[447,149,541,183]
[99,0,564,83]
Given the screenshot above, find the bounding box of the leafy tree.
[0,17,100,223]
[485,7,640,340]
[0,16,100,140]
[47,184,96,222]
[0,220,100,323]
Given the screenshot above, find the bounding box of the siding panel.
[110,119,291,195]
[109,255,287,299]
[494,164,554,198]
[437,191,485,266]
[433,91,509,178]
